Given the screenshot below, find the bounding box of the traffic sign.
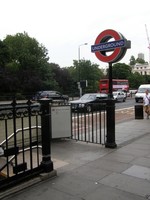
[91,39,125,52]
[91,29,131,63]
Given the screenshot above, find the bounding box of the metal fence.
[0,99,116,191]
[71,102,107,144]
[0,99,53,191]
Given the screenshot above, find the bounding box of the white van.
[135,84,150,102]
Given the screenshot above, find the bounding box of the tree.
[129,55,136,66]
[129,55,147,65]
[68,59,104,94]
[143,74,150,84]
[0,40,10,68]
[136,57,145,64]
[128,72,145,89]
[110,63,132,79]
[2,32,54,94]
[49,63,75,94]
[3,32,49,70]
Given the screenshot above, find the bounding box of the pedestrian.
[143,89,150,119]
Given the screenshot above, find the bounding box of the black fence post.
[39,99,53,172]
[105,99,117,148]
[105,62,117,149]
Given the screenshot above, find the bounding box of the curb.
[0,170,57,199]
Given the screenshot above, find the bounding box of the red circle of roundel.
[94,29,123,63]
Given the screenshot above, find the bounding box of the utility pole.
[78,43,88,97]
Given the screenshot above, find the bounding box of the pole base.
[105,142,117,149]
[41,160,54,173]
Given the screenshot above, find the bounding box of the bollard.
[135,105,143,119]
[39,99,53,172]
[105,99,117,148]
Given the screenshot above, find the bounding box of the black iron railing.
[0,99,54,191]
[71,102,107,144]
[0,98,116,191]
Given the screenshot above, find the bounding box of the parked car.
[70,93,108,112]
[113,91,126,102]
[33,91,69,102]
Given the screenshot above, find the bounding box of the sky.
[0,0,150,69]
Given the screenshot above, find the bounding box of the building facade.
[132,63,150,75]
[131,53,150,75]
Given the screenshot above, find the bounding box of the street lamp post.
[78,43,88,97]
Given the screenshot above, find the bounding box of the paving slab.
[131,157,150,168]
[68,164,112,182]
[49,173,100,196]
[99,172,150,198]
[82,184,146,200]
[123,165,150,181]
[86,157,131,173]
[116,119,150,145]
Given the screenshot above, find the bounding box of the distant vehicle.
[129,89,137,94]
[113,91,126,102]
[135,84,150,102]
[33,91,69,102]
[70,93,108,112]
[99,79,129,94]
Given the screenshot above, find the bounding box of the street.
[115,96,141,123]
[115,96,136,109]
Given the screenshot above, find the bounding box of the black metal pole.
[105,63,117,148]
[108,62,113,99]
[39,99,53,172]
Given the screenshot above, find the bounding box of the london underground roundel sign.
[91,29,131,63]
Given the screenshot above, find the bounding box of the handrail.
[0,145,42,172]
[0,126,41,147]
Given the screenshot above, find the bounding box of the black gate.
[71,102,107,144]
[0,99,54,191]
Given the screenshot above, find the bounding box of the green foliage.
[136,57,145,64]
[0,32,54,95]
[143,75,150,84]
[111,63,132,79]
[128,72,145,88]
[129,55,136,65]
[49,63,75,95]
[3,32,49,70]
[68,59,104,93]
[129,55,147,65]
[0,40,10,67]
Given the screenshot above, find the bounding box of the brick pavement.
[116,107,134,123]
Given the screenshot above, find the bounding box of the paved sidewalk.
[1,118,150,200]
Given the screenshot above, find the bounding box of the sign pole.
[91,29,131,149]
[105,97,117,148]
[108,62,113,99]
[105,62,117,148]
